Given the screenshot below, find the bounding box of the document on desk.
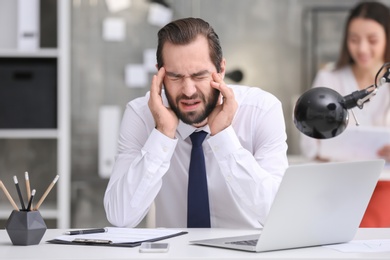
[323,239,390,253]
[319,126,390,161]
[47,227,187,247]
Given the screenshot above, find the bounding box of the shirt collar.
[177,121,211,140]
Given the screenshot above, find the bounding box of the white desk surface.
[1,228,390,260]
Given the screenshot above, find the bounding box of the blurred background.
[1,0,389,228]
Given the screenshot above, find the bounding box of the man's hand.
[207,72,238,136]
[148,67,178,138]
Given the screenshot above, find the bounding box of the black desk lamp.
[225,69,244,83]
[293,63,390,139]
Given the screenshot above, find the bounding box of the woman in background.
[300,1,390,227]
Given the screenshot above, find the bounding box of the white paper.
[319,126,390,161]
[17,0,40,50]
[125,64,148,88]
[98,106,121,178]
[324,239,390,253]
[143,48,157,72]
[105,0,131,13]
[147,3,173,27]
[55,227,183,244]
[102,18,126,42]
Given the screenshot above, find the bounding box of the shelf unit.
[0,0,70,228]
[0,49,58,57]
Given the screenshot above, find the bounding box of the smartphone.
[139,242,169,253]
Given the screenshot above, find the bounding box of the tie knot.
[190,131,207,147]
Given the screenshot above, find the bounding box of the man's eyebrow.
[191,70,211,77]
[165,71,183,77]
[165,70,211,78]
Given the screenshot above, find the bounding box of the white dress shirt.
[300,66,390,159]
[104,84,288,228]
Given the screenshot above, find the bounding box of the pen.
[72,238,112,244]
[13,176,25,210]
[0,180,19,211]
[26,189,36,211]
[25,171,31,203]
[34,175,59,210]
[64,228,108,235]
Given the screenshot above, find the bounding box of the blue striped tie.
[187,131,211,228]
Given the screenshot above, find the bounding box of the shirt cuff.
[207,126,241,160]
[143,128,178,162]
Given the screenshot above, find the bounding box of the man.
[104,17,288,228]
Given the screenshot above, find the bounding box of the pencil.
[0,180,19,211]
[34,175,59,210]
[26,189,36,211]
[13,176,25,210]
[25,171,31,202]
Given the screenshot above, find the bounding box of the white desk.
[0,228,390,259]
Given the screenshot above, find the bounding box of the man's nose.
[181,77,197,97]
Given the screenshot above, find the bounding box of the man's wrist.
[155,125,176,139]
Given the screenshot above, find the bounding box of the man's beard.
[165,87,220,125]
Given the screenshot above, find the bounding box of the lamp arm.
[379,69,390,85]
[345,63,390,110]
[375,62,390,87]
[356,86,377,109]
[343,87,376,109]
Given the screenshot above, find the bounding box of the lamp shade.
[293,87,349,139]
[225,69,244,83]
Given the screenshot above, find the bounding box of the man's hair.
[337,1,390,69]
[156,17,223,72]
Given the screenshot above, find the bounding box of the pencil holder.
[5,210,47,245]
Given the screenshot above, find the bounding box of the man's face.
[162,36,224,126]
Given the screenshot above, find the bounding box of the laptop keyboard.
[226,239,258,246]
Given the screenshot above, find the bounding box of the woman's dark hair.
[336,1,390,69]
[156,17,223,72]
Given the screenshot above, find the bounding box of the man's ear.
[219,58,226,79]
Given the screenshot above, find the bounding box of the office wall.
[69,0,390,227]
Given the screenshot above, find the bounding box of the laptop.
[190,160,385,252]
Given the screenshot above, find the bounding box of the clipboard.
[47,227,188,248]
